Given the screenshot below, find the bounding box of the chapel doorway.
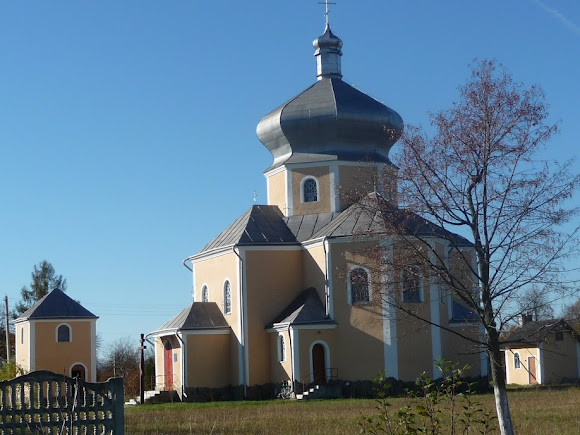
[312,343,326,384]
[528,356,538,385]
[164,340,174,390]
[71,364,86,381]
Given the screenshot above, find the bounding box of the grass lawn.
[125,387,580,434]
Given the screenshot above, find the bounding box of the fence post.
[111,376,125,433]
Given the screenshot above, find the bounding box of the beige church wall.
[266,170,287,215]
[269,331,292,383]
[154,337,165,390]
[542,335,579,383]
[329,241,387,380]
[186,333,231,388]
[291,166,331,215]
[194,253,240,338]
[505,347,540,385]
[33,320,93,380]
[15,322,30,371]
[155,335,182,391]
[296,329,337,382]
[303,244,326,304]
[439,325,482,375]
[338,165,379,211]
[244,248,304,385]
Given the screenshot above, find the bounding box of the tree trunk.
[488,332,514,435]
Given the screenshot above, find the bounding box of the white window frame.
[69,362,87,379]
[56,323,72,343]
[347,265,371,305]
[514,352,521,369]
[300,176,320,203]
[223,280,232,315]
[401,266,423,303]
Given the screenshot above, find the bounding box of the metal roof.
[267,287,334,328]
[155,303,230,332]
[502,319,579,347]
[200,205,300,254]
[283,212,341,242]
[16,289,97,321]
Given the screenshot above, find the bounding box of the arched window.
[223,280,232,314]
[202,285,209,302]
[71,364,86,381]
[402,266,422,303]
[302,177,318,203]
[278,335,286,362]
[57,324,71,343]
[20,327,24,344]
[514,352,521,369]
[349,267,370,304]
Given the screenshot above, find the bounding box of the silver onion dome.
[257,24,404,171]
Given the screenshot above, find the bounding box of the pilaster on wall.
[380,239,398,379]
[428,243,442,378]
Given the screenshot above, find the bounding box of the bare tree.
[364,60,579,435]
[562,297,580,329]
[516,285,555,321]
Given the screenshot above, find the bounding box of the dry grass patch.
[125,387,580,434]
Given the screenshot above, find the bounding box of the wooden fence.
[0,370,124,434]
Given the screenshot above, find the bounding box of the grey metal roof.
[200,205,300,254]
[16,289,97,321]
[283,212,341,242]
[267,287,334,328]
[156,303,230,332]
[311,193,473,247]
[257,78,404,172]
[502,319,579,347]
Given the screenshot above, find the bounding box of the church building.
[151,21,485,399]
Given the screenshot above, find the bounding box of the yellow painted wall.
[32,320,94,380]
[15,322,30,371]
[154,337,165,390]
[440,325,483,374]
[505,347,540,385]
[291,167,331,215]
[266,170,287,215]
[244,249,303,385]
[330,242,386,380]
[303,244,326,304]
[543,334,579,383]
[194,253,239,334]
[338,165,379,211]
[186,333,231,388]
[269,330,292,383]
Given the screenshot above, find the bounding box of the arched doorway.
[312,343,326,384]
[71,364,86,381]
[164,340,174,390]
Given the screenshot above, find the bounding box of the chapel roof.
[502,319,579,347]
[155,302,229,332]
[266,287,334,328]
[256,24,403,172]
[15,289,97,321]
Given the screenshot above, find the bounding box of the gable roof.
[502,319,579,347]
[200,205,299,254]
[267,288,335,328]
[154,302,230,332]
[15,289,97,321]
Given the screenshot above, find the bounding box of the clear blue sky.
[1,1,578,354]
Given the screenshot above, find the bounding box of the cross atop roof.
[318,0,337,26]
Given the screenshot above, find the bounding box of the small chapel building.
[151,22,486,399]
[14,289,98,382]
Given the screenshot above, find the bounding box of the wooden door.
[528,356,538,384]
[164,340,173,390]
[312,344,326,384]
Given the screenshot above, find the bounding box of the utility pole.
[4,296,10,362]
[138,333,146,404]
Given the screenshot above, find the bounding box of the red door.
[312,344,326,384]
[164,341,173,390]
[528,356,537,385]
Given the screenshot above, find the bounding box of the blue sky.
[1,1,578,354]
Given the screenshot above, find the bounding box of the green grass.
[125,387,580,434]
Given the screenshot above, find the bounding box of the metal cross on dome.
[318,0,337,26]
